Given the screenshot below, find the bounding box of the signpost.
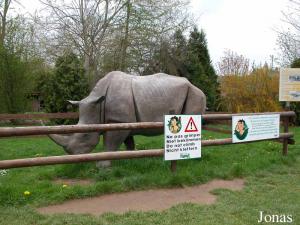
[164,115,202,161]
[232,114,280,143]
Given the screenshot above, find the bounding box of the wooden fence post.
[283,102,290,156]
[169,110,177,173]
[171,160,177,173]
[283,117,289,156]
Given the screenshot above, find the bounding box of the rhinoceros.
[49,71,206,166]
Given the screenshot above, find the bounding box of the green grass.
[0,127,299,224]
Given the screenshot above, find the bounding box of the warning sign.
[164,115,202,161]
[185,117,198,132]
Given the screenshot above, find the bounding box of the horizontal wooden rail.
[0,122,164,137]
[0,133,293,169]
[0,112,78,120]
[0,111,295,137]
[1,111,293,121]
[203,111,295,121]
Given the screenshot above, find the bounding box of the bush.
[219,67,282,113]
[38,52,89,124]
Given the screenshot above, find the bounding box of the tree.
[217,49,250,76]
[0,1,42,113]
[291,57,300,68]
[144,28,219,110]
[39,52,89,115]
[39,0,128,87]
[0,47,31,113]
[39,0,193,81]
[186,28,219,110]
[121,0,192,75]
[143,29,188,76]
[0,0,12,46]
[276,0,300,65]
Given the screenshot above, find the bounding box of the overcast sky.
[19,0,289,66]
[190,0,289,65]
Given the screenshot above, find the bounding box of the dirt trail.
[38,178,244,216]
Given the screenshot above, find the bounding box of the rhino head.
[49,96,105,154]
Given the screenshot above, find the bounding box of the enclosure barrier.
[0,112,78,120]
[0,111,225,121]
[0,111,295,171]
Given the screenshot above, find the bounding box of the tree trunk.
[120,0,131,71]
[84,53,99,89]
[0,0,11,47]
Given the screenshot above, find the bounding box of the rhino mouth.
[49,132,99,154]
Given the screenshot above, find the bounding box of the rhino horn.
[49,134,71,148]
[67,100,80,106]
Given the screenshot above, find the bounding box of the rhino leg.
[96,130,131,168]
[124,136,135,150]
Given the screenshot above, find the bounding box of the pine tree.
[186,27,219,110]
[143,29,188,76]
[144,28,219,110]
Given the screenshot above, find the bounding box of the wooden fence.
[0,111,295,171]
[0,112,78,120]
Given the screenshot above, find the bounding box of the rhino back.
[104,72,136,123]
[132,73,190,122]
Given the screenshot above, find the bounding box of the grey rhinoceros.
[49,71,206,166]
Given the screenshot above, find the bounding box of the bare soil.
[38,178,244,216]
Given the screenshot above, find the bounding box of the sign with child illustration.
[232,114,280,143]
[164,115,201,161]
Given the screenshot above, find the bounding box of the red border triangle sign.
[184,117,198,132]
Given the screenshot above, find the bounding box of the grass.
[0,127,299,224]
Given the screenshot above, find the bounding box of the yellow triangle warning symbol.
[184,117,198,132]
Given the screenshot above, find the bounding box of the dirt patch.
[38,178,244,216]
[53,178,94,186]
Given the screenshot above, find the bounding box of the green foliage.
[0,46,31,113]
[39,52,89,116]
[186,28,219,110]
[0,14,49,114]
[144,28,219,110]
[291,58,300,68]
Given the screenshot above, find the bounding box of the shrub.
[219,67,282,113]
[38,52,89,124]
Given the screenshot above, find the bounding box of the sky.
[190,0,289,65]
[19,0,289,66]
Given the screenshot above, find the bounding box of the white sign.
[232,114,280,143]
[164,115,201,161]
[279,68,300,101]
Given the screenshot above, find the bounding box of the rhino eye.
[83,133,90,138]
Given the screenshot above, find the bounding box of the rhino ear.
[67,100,80,106]
[90,96,105,104]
